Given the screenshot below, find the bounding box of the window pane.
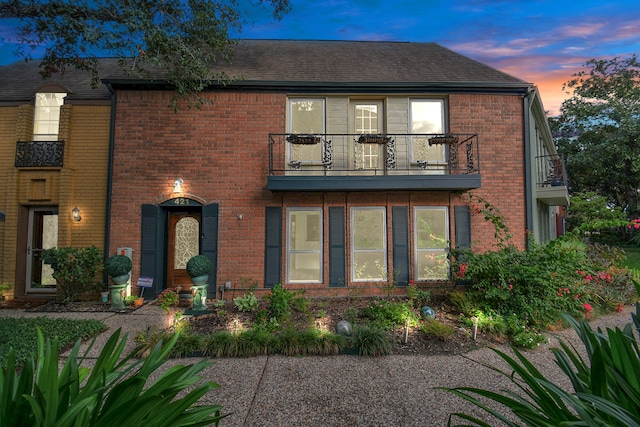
[289,99,324,164]
[289,253,321,282]
[353,251,386,280]
[411,100,445,163]
[416,208,447,248]
[352,209,385,249]
[416,251,449,280]
[33,92,66,140]
[290,100,324,133]
[288,209,322,283]
[351,207,386,281]
[355,105,379,134]
[289,211,321,250]
[411,100,443,134]
[414,207,449,281]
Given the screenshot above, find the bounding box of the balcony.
[15,140,65,168]
[536,154,569,206]
[267,133,481,192]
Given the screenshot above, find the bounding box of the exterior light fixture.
[173,178,183,193]
[72,206,82,222]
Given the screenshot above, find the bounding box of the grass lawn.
[0,316,106,367]
[623,247,640,270]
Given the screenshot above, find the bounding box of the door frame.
[140,200,218,298]
[25,206,59,294]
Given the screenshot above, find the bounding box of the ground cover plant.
[0,316,106,368]
[0,328,226,426]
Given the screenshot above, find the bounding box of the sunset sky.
[2,0,639,116]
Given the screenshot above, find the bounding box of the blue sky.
[2,0,639,115]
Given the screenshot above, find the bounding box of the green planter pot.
[109,284,128,311]
[111,274,130,285]
[191,284,208,311]
[190,274,208,286]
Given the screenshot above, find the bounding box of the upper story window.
[33,92,66,141]
[288,98,325,164]
[411,99,445,163]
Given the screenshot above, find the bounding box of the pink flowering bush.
[450,234,635,330]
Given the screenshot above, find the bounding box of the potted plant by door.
[104,254,132,311]
[186,255,212,310]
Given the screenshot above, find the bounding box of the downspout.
[523,87,535,249]
[103,82,116,288]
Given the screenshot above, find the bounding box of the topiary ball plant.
[104,254,132,277]
[186,255,212,278]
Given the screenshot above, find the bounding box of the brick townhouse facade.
[103,40,568,300]
[0,40,568,301]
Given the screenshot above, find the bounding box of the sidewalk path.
[1,303,636,426]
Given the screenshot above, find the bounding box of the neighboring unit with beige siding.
[0,62,111,301]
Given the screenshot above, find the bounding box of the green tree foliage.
[554,55,640,217]
[0,0,290,107]
[567,191,628,235]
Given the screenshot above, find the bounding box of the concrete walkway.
[1,303,636,426]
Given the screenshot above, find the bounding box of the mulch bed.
[3,297,504,356]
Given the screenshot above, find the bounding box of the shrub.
[0,328,226,426]
[443,307,640,426]
[407,282,431,308]
[103,254,132,277]
[361,298,418,329]
[40,246,103,302]
[350,325,394,356]
[233,291,259,312]
[450,235,634,329]
[420,319,455,340]
[263,283,308,323]
[185,255,212,278]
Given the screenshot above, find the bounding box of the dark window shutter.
[202,204,219,298]
[329,207,346,287]
[392,206,409,287]
[455,206,471,249]
[140,204,165,298]
[264,207,282,288]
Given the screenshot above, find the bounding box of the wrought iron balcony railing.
[536,154,567,188]
[15,140,65,168]
[268,133,479,176]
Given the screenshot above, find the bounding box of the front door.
[26,207,58,293]
[167,211,201,290]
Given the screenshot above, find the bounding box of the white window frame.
[287,98,325,165]
[286,207,323,284]
[33,92,66,141]
[414,207,449,281]
[409,99,446,164]
[350,207,387,282]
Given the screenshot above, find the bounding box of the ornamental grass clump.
[350,325,394,356]
[443,301,640,426]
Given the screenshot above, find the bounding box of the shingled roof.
[0,40,531,102]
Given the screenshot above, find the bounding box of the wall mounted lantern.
[173,178,183,193]
[72,206,82,222]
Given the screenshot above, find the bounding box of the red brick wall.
[110,90,527,298]
[449,93,527,252]
[110,90,286,289]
